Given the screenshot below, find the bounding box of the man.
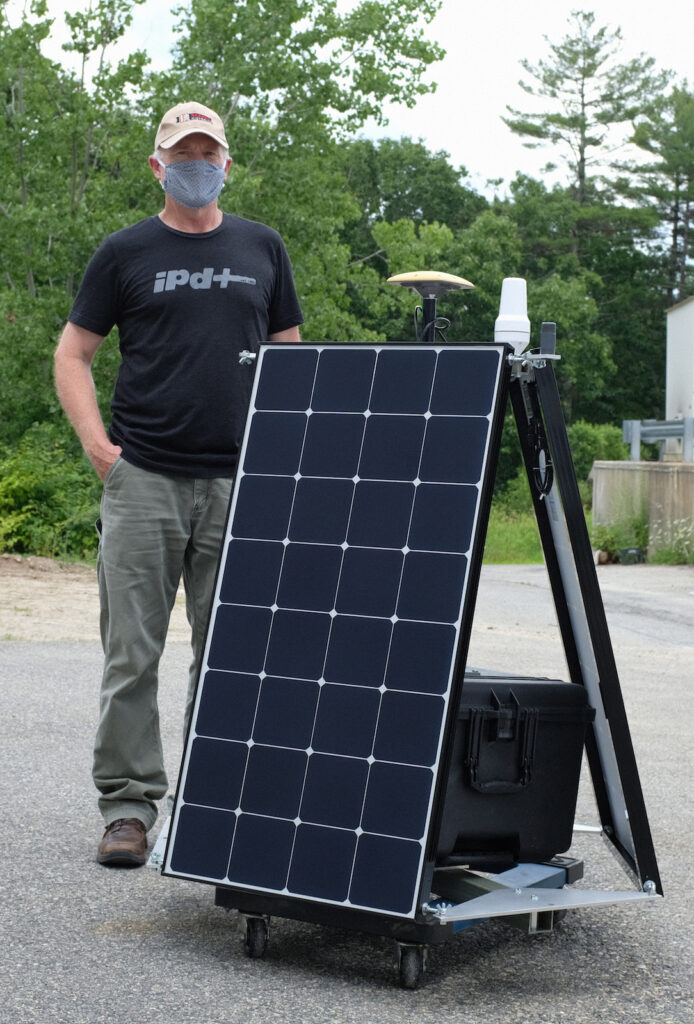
[54,102,303,867]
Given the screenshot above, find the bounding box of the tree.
[503,10,670,205]
[500,173,584,278]
[500,172,665,422]
[0,0,151,442]
[588,242,667,420]
[527,271,614,422]
[350,217,459,342]
[618,84,694,304]
[158,0,444,144]
[336,136,486,261]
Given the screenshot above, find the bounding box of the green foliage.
[0,288,67,443]
[164,0,443,141]
[0,422,101,558]
[500,172,667,423]
[593,513,694,566]
[494,418,627,520]
[649,520,694,564]
[483,507,543,564]
[493,410,525,495]
[591,515,649,561]
[0,0,153,451]
[581,225,667,421]
[616,84,694,303]
[502,174,583,278]
[494,469,534,516]
[336,137,487,261]
[529,273,613,421]
[565,419,628,480]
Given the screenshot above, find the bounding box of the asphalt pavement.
[1,563,692,1023]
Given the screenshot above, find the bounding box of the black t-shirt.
[69,214,303,477]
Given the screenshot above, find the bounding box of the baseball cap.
[155,102,228,150]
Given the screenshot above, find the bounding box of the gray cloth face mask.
[158,158,225,209]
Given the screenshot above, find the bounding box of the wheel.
[244,916,268,959]
[399,945,424,990]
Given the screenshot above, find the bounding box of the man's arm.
[54,322,122,481]
[268,326,301,342]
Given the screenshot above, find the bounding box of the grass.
[648,518,694,565]
[482,506,598,565]
[483,508,544,564]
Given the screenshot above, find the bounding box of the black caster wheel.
[398,945,425,990]
[244,916,269,959]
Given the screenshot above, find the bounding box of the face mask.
[158,158,225,209]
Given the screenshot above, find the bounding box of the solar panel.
[164,343,508,919]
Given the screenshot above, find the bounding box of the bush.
[0,422,101,560]
[649,519,694,564]
[494,469,534,516]
[565,420,628,481]
[591,515,649,561]
[494,419,626,518]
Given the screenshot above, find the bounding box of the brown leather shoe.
[97,818,147,867]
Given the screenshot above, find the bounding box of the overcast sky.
[9,0,692,196]
[368,0,692,194]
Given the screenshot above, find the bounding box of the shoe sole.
[96,849,147,867]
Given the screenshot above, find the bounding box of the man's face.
[163,133,228,165]
[150,132,232,183]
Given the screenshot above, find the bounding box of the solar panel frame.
[163,342,511,922]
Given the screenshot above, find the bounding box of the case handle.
[465,705,538,794]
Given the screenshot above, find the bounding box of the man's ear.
[149,155,165,182]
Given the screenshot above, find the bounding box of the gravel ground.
[0,558,692,1023]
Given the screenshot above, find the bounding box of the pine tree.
[503,10,670,204]
[621,85,694,304]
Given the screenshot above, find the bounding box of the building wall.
[666,296,694,421]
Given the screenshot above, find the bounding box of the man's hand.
[89,442,123,482]
[54,322,120,481]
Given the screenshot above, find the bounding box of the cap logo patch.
[175,112,213,124]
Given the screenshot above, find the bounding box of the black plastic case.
[437,674,595,870]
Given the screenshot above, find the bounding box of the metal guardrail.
[622,418,694,461]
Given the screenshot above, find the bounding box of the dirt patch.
[0,553,96,580]
[0,553,189,642]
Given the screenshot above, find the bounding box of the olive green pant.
[94,458,233,831]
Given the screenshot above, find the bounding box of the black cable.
[530,428,554,496]
[414,305,424,342]
[413,307,451,344]
[434,317,450,343]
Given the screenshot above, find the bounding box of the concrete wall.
[591,460,694,554]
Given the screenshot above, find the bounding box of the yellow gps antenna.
[388,270,474,344]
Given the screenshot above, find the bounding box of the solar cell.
[165,343,508,920]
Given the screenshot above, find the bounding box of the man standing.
[54,102,303,866]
